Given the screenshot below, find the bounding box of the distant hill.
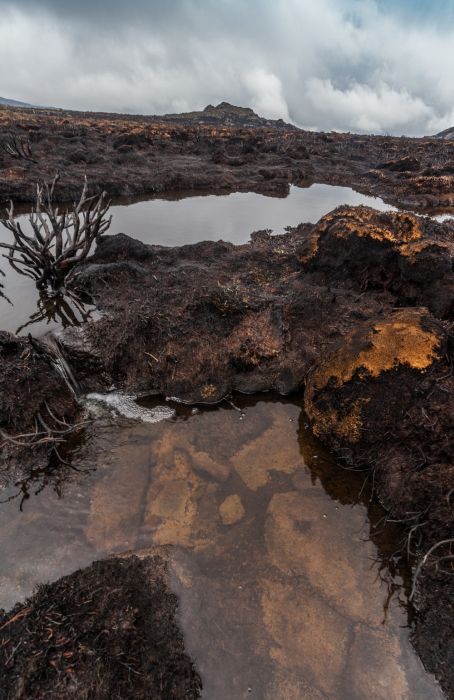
[432,126,454,140]
[0,97,296,130]
[0,96,36,109]
[161,102,297,130]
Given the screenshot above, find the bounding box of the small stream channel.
[0,184,448,697]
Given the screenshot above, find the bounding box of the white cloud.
[0,1,454,135]
[305,79,432,134]
[242,69,290,121]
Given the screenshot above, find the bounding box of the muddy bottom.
[0,394,443,699]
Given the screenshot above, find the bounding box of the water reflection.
[107,183,396,246]
[2,183,452,337]
[0,255,95,337]
[0,395,443,699]
[14,289,95,336]
[0,184,395,336]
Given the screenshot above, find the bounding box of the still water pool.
[0,394,443,699]
[0,184,394,336]
[0,184,446,697]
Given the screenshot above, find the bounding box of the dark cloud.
[0,0,187,20]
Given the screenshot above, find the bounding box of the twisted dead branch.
[410,538,454,600]
[0,403,86,452]
[1,400,88,509]
[1,135,36,163]
[0,174,112,289]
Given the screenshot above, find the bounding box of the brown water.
[0,394,443,699]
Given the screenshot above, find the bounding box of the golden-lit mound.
[299,205,424,264]
[314,205,423,245]
[305,308,444,443]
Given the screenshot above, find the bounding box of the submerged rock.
[218,494,245,525]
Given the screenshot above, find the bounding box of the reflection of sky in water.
[0,396,443,699]
[0,184,395,336]
[108,183,396,246]
[2,183,452,336]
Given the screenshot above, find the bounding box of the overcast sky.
[0,0,453,135]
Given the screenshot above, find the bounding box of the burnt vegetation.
[0,174,111,290]
[0,555,202,700]
[1,134,36,163]
[0,103,453,697]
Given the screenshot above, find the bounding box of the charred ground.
[0,105,453,698]
[2,102,454,212]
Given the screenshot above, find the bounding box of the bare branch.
[1,135,37,163]
[0,175,112,290]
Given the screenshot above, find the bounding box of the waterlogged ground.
[0,184,395,336]
[0,395,443,699]
[2,182,453,337]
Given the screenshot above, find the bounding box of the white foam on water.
[85,392,175,423]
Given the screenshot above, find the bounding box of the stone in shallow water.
[85,443,150,552]
[261,578,350,697]
[265,489,386,626]
[189,447,231,482]
[219,494,245,525]
[231,410,303,490]
[142,434,219,549]
[347,626,410,700]
[265,669,326,700]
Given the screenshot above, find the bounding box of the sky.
[0,0,453,136]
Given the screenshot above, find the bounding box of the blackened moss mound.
[0,555,202,700]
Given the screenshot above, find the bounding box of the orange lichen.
[399,239,450,259]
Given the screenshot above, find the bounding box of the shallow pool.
[0,184,396,336]
[106,183,396,246]
[0,394,443,698]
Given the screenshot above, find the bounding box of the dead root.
[410,538,454,601]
